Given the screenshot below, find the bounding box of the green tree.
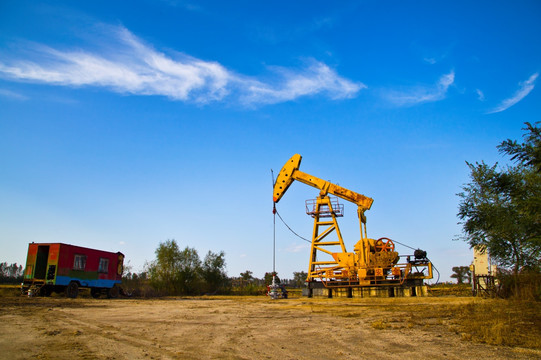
[292,271,308,287]
[457,123,541,277]
[146,239,181,294]
[498,122,541,172]
[0,262,24,283]
[499,122,541,229]
[240,270,254,282]
[176,246,202,295]
[146,239,202,295]
[450,266,471,284]
[201,250,228,293]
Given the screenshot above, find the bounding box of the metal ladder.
[27,282,45,297]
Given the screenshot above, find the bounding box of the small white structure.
[471,246,497,296]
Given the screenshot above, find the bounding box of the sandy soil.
[0,295,538,360]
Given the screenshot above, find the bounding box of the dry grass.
[370,319,389,330]
[377,297,541,349]
[279,296,541,350]
[428,283,472,297]
[455,300,541,348]
[0,284,21,297]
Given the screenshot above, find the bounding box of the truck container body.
[22,242,124,298]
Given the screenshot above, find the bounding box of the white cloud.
[476,88,485,101]
[285,242,310,253]
[487,72,538,114]
[385,71,455,106]
[240,61,365,105]
[0,26,363,106]
[0,88,27,100]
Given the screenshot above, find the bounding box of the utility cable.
[274,207,427,249]
[393,239,440,284]
[430,260,441,284]
[275,209,312,243]
[391,239,419,251]
[271,168,312,244]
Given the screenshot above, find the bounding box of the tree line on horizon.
[121,239,308,297]
[0,262,24,284]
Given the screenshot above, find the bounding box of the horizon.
[1,1,540,282]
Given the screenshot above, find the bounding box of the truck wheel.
[90,288,101,299]
[40,286,52,297]
[65,282,79,298]
[107,285,119,299]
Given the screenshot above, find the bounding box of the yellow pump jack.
[273,154,432,289]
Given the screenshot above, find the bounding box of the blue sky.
[1,1,539,282]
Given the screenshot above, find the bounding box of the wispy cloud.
[417,42,452,65]
[0,26,363,106]
[0,88,28,101]
[384,71,455,106]
[284,242,310,253]
[487,72,538,114]
[240,61,365,105]
[476,88,485,101]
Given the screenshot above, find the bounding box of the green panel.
[68,270,99,280]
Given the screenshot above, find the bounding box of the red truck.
[22,242,124,298]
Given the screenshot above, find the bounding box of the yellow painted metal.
[307,197,347,280]
[273,154,433,288]
[273,154,302,203]
[273,154,373,211]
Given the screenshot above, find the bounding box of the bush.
[230,284,266,296]
[497,271,541,300]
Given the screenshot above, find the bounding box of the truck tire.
[40,285,52,297]
[107,285,119,299]
[90,288,101,299]
[65,282,79,298]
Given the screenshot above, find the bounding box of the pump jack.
[273,154,432,293]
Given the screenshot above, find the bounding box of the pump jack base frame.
[303,279,428,298]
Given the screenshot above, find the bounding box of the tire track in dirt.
[46,308,195,359]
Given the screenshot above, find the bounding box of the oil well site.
[2,3,541,358]
[1,153,540,360]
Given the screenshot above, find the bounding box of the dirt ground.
[1,295,539,360]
